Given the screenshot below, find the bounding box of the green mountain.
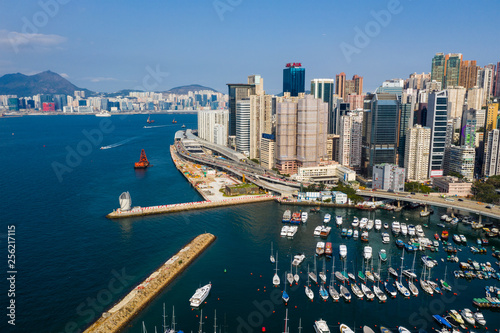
[0,71,93,97]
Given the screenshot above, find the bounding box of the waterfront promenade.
[84,233,216,333]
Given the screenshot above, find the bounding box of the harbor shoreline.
[83,233,216,333]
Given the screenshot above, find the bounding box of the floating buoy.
[262,328,266,332]
[224,269,227,273]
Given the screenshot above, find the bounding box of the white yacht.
[301,212,308,223]
[367,219,374,230]
[381,232,390,244]
[292,254,306,266]
[339,245,347,259]
[401,223,408,236]
[314,319,331,333]
[323,214,331,223]
[474,311,486,326]
[360,218,368,229]
[336,215,343,225]
[352,217,359,227]
[281,225,290,237]
[408,225,416,236]
[314,226,322,236]
[189,283,212,307]
[391,221,401,234]
[375,219,382,230]
[460,308,475,325]
[363,246,372,260]
[286,225,298,237]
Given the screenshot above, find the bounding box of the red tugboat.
[134,149,150,169]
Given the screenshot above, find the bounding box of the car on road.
[445,198,454,202]
[411,192,416,195]
[458,198,464,201]
[486,205,492,209]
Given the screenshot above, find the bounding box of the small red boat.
[134,149,150,169]
[434,233,440,241]
[325,242,333,257]
[441,230,449,241]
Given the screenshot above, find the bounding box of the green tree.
[472,181,500,204]
[448,171,464,179]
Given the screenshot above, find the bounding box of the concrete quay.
[83,233,216,333]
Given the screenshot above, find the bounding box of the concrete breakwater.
[84,233,216,333]
[106,195,275,219]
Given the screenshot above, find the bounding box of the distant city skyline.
[1,0,499,94]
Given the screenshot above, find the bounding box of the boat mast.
[298,318,302,333]
[283,308,288,333]
[198,309,204,333]
[162,303,167,333]
[275,251,279,275]
[172,306,176,331]
[399,248,404,284]
[213,310,217,333]
[330,258,335,288]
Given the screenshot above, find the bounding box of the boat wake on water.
[143,125,171,129]
[100,136,138,150]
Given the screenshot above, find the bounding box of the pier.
[84,233,216,333]
[106,195,275,219]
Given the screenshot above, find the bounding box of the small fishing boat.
[314,319,330,333]
[323,214,331,223]
[460,308,475,326]
[319,284,329,300]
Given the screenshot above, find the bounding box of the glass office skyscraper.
[362,93,400,178]
[283,63,305,97]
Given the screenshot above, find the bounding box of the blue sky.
[0,0,499,94]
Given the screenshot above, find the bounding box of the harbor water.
[0,115,498,333]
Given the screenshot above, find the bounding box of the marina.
[3,115,500,332]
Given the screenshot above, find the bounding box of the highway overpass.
[358,190,500,221]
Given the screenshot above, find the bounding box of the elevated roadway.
[358,190,500,221]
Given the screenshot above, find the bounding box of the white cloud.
[0,30,67,52]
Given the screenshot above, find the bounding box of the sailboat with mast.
[270,242,275,263]
[282,272,290,304]
[426,267,442,294]
[339,259,351,301]
[373,259,387,302]
[294,264,300,284]
[408,251,419,297]
[287,257,294,286]
[328,258,340,302]
[319,259,327,283]
[440,266,452,292]
[305,265,314,301]
[283,309,290,333]
[163,304,177,333]
[420,265,434,295]
[309,256,318,284]
[198,309,204,333]
[395,249,410,298]
[273,251,280,287]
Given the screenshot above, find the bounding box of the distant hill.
[0,71,93,97]
[166,84,218,95]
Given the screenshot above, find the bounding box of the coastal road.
[358,190,500,220]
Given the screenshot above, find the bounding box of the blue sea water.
[0,115,499,333]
